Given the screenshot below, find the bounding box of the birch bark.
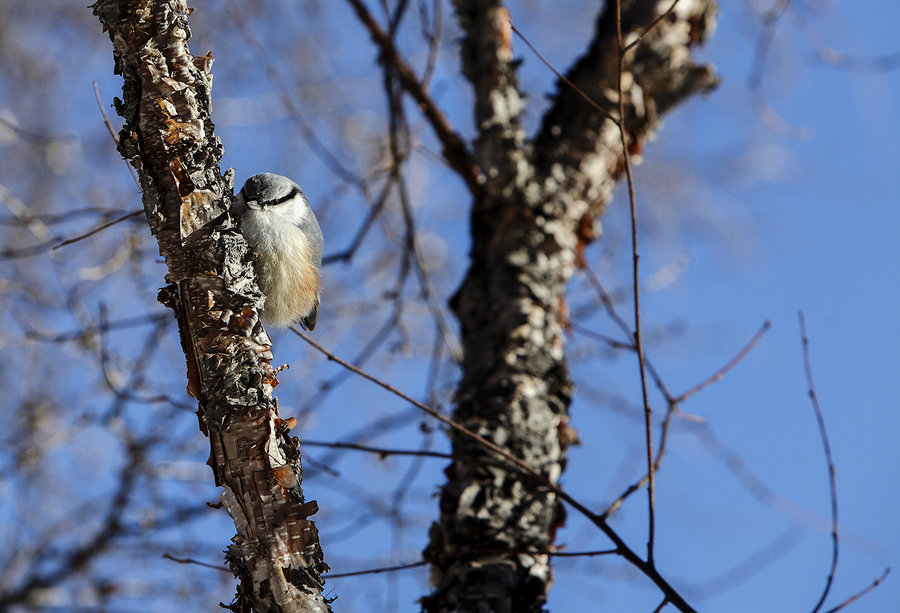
[91,2,330,611]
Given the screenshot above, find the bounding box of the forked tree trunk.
[423,1,718,611]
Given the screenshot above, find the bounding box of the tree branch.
[534,0,719,216]
[345,0,483,194]
[90,2,331,611]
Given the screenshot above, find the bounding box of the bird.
[232,173,323,330]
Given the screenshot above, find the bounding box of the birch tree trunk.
[423,1,719,611]
[91,2,330,611]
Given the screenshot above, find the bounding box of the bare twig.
[569,320,634,351]
[329,548,619,579]
[297,275,411,421]
[748,0,813,139]
[344,0,482,194]
[785,4,900,73]
[675,320,771,403]
[798,311,838,613]
[381,53,463,362]
[227,3,364,187]
[615,0,656,564]
[822,568,891,613]
[510,23,618,124]
[580,272,771,520]
[293,328,699,613]
[328,559,429,579]
[584,267,635,344]
[322,173,395,265]
[623,0,681,52]
[93,81,120,144]
[293,328,546,480]
[687,527,803,597]
[0,206,127,226]
[52,209,143,250]
[93,81,141,187]
[162,553,230,573]
[419,0,443,86]
[302,439,451,460]
[0,115,73,144]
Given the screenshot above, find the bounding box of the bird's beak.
[232,192,262,213]
[231,194,252,217]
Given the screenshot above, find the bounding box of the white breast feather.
[242,207,320,326]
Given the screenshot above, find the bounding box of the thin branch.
[582,267,678,405]
[93,81,141,187]
[575,272,677,521]
[578,276,772,521]
[674,320,771,403]
[785,3,900,73]
[418,0,443,86]
[162,553,230,573]
[0,206,128,226]
[0,115,74,144]
[687,527,803,598]
[798,311,839,613]
[510,22,618,124]
[616,0,656,565]
[650,320,773,499]
[52,209,143,250]
[21,312,168,344]
[550,549,619,557]
[298,273,411,421]
[293,328,698,613]
[293,328,545,480]
[569,320,634,351]
[623,0,681,52]
[227,2,365,187]
[748,0,813,139]
[328,559,429,579]
[307,407,421,472]
[381,51,462,362]
[93,81,120,144]
[301,439,451,460]
[584,266,636,344]
[322,173,395,265]
[344,0,482,194]
[329,548,619,579]
[1,203,142,258]
[600,390,679,521]
[395,166,462,363]
[822,568,890,613]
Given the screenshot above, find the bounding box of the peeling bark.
[90,2,330,611]
[423,1,718,611]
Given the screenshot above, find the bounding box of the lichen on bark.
[423,1,719,611]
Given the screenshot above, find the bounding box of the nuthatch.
[232,173,323,330]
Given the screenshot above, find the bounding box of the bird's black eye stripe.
[269,187,301,207]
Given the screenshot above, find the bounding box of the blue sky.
[1,1,897,611]
[167,1,900,610]
[548,2,900,610]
